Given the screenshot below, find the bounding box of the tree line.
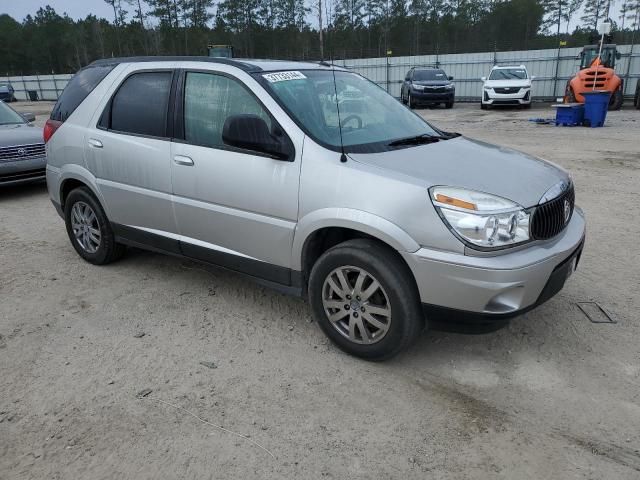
[1,0,639,75]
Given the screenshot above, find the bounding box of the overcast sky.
[1,0,118,21]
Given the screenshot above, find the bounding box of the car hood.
[0,123,44,147]
[348,137,569,208]
[484,79,531,88]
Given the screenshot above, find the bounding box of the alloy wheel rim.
[321,266,392,345]
[71,201,101,254]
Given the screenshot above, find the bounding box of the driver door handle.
[88,138,103,148]
[173,155,194,166]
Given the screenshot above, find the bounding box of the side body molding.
[291,208,421,271]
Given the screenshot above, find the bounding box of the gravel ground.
[1,101,639,479]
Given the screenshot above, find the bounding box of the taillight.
[43,119,62,143]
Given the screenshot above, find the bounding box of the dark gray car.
[401,68,455,109]
[0,84,16,103]
[0,101,45,186]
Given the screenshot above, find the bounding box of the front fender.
[291,208,421,270]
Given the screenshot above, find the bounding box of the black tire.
[408,92,416,109]
[608,89,623,111]
[445,101,454,109]
[64,187,125,265]
[635,83,640,110]
[523,102,532,109]
[308,239,425,361]
[401,90,407,105]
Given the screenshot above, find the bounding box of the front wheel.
[608,89,623,111]
[445,101,454,109]
[635,83,640,110]
[408,92,416,109]
[308,239,424,361]
[64,187,125,265]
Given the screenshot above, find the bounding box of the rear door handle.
[173,155,194,166]
[88,138,103,148]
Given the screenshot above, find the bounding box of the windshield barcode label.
[262,71,307,83]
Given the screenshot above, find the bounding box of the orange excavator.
[565,41,624,110]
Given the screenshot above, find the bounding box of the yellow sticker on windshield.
[262,71,307,83]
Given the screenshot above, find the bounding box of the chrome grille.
[0,143,46,163]
[530,185,575,240]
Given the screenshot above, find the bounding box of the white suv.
[481,65,533,109]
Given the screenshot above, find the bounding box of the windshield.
[489,68,528,80]
[259,70,439,152]
[0,101,26,125]
[581,47,616,69]
[413,70,447,81]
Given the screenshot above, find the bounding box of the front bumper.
[483,89,531,105]
[0,156,47,186]
[411,89,455,103]
[401,208,586,320]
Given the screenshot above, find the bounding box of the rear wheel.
[308,239,424,361]
[608,89,623,111]
[64,187,125,265]
[635,83,640,110]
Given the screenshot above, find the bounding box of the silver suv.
[45,57,585,360]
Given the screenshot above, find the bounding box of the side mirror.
[481,76,487,82]
[448,76,454,81]
[222,114,291,160]
[615,51,621,60]
[22,112,36,123]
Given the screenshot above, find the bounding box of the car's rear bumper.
[0,156,47,186]
[401,208,586,320]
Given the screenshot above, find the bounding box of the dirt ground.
[1,101,639,479]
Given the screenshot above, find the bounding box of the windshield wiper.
[387,133,454,147]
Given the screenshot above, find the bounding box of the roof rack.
[88,56,261,72]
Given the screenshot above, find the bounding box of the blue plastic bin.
[554,104,584,126]
[582,91,610,128]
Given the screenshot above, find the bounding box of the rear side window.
[50,64,115,122]
[108,71,172,137]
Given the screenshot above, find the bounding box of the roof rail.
[88,56,261,72]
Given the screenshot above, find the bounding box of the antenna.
[331,66,347,163]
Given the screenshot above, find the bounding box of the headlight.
[412,84,424,91]
[445,84,454,89]
[430,186,530,249]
